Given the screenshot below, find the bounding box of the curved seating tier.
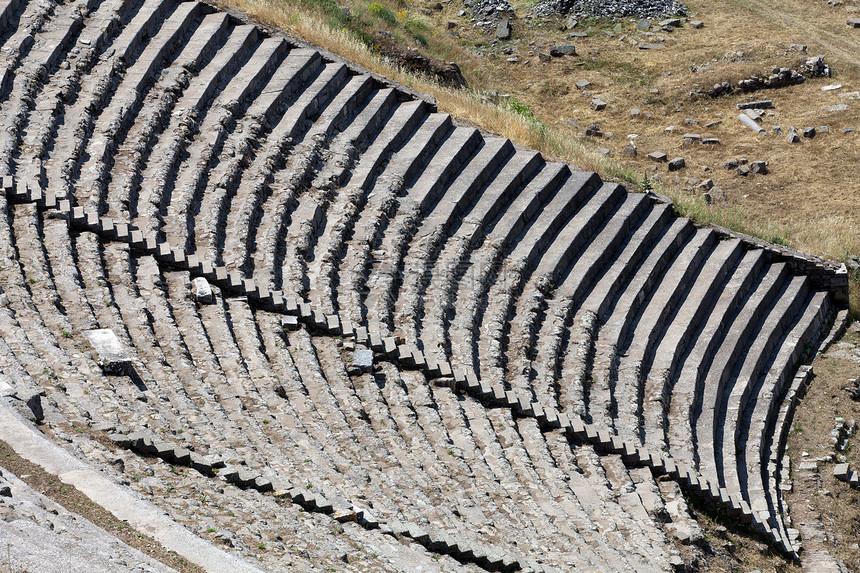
[0,0,849,568]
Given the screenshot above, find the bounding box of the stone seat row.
[1,182,669,570]
[1,174,806,556]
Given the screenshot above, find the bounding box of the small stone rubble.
[465,0,514,19]
[694,57,831,98]
[532,0,686,19]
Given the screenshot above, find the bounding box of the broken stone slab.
[848,18,860,28]
[638,42,665,50]
[737,100,773,110]
[834,463,850,480]
[574,79,591,90]
[701,138,720,145]
[647,151,668,162]
[549,44,576,57]
[668,157,685,171]
[496,19,511,40]
[191,277,213,304]
[690,20,704,28]
[590,98,606,111]
[788,128,800,142]
[280,315,300,331]
[682,133,701,144]
[584,123,602,137]
[739,113,766,133]
[82,329,131,375]
[749,160,768,174]
[353,348,373,371]
[803,127,816,138]
[798,461,819,472]
[743,108,764,122]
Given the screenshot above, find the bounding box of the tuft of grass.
[368,2,396,25]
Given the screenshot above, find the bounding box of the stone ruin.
[0,0,851,570]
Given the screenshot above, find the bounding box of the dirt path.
[729,0,860,72]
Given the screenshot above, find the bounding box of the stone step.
[591,228,715,433]
[720,275,810,494]
[529,204,673,408]
[363,126,484,331]
[611,227,719,441]
[501,193,652,397]
[163,35,290,248]
[641,238,744,453]
[740,289,830,536]
[695,262,790,485]
[131,23,260,236]
[0,0,24,32]
[50,9,228,203]
[666,247,767,465]
[73,1,205,205]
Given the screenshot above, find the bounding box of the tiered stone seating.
[0,0,850,569]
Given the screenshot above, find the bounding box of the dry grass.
[219,0,860,314]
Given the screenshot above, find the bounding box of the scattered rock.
[668,157,685,171]
[737,100,773,109]
[590,97,607,111]
[584,123,602,136]
[698,179,714,190]
[749,160,768,174]
[82,329,132,375]
[848,18,860,28]
[496,19,512,40]
[192,277,214,304]
[565,118,579,128]
[803,127,816,138]
[532,0,686,19]
[723,159,738,170]
[549,43,577,57]
[737,165,750,176]
[638,42,665,50]
[647,151,668,162]
[538,52,551,62]
[575,79,592,90]
[622,143,638,156]
[802,55,831,78]
[701,138,720,145]
[690,20,703,28]
[788,127,800,142]
[630,108,641,117]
